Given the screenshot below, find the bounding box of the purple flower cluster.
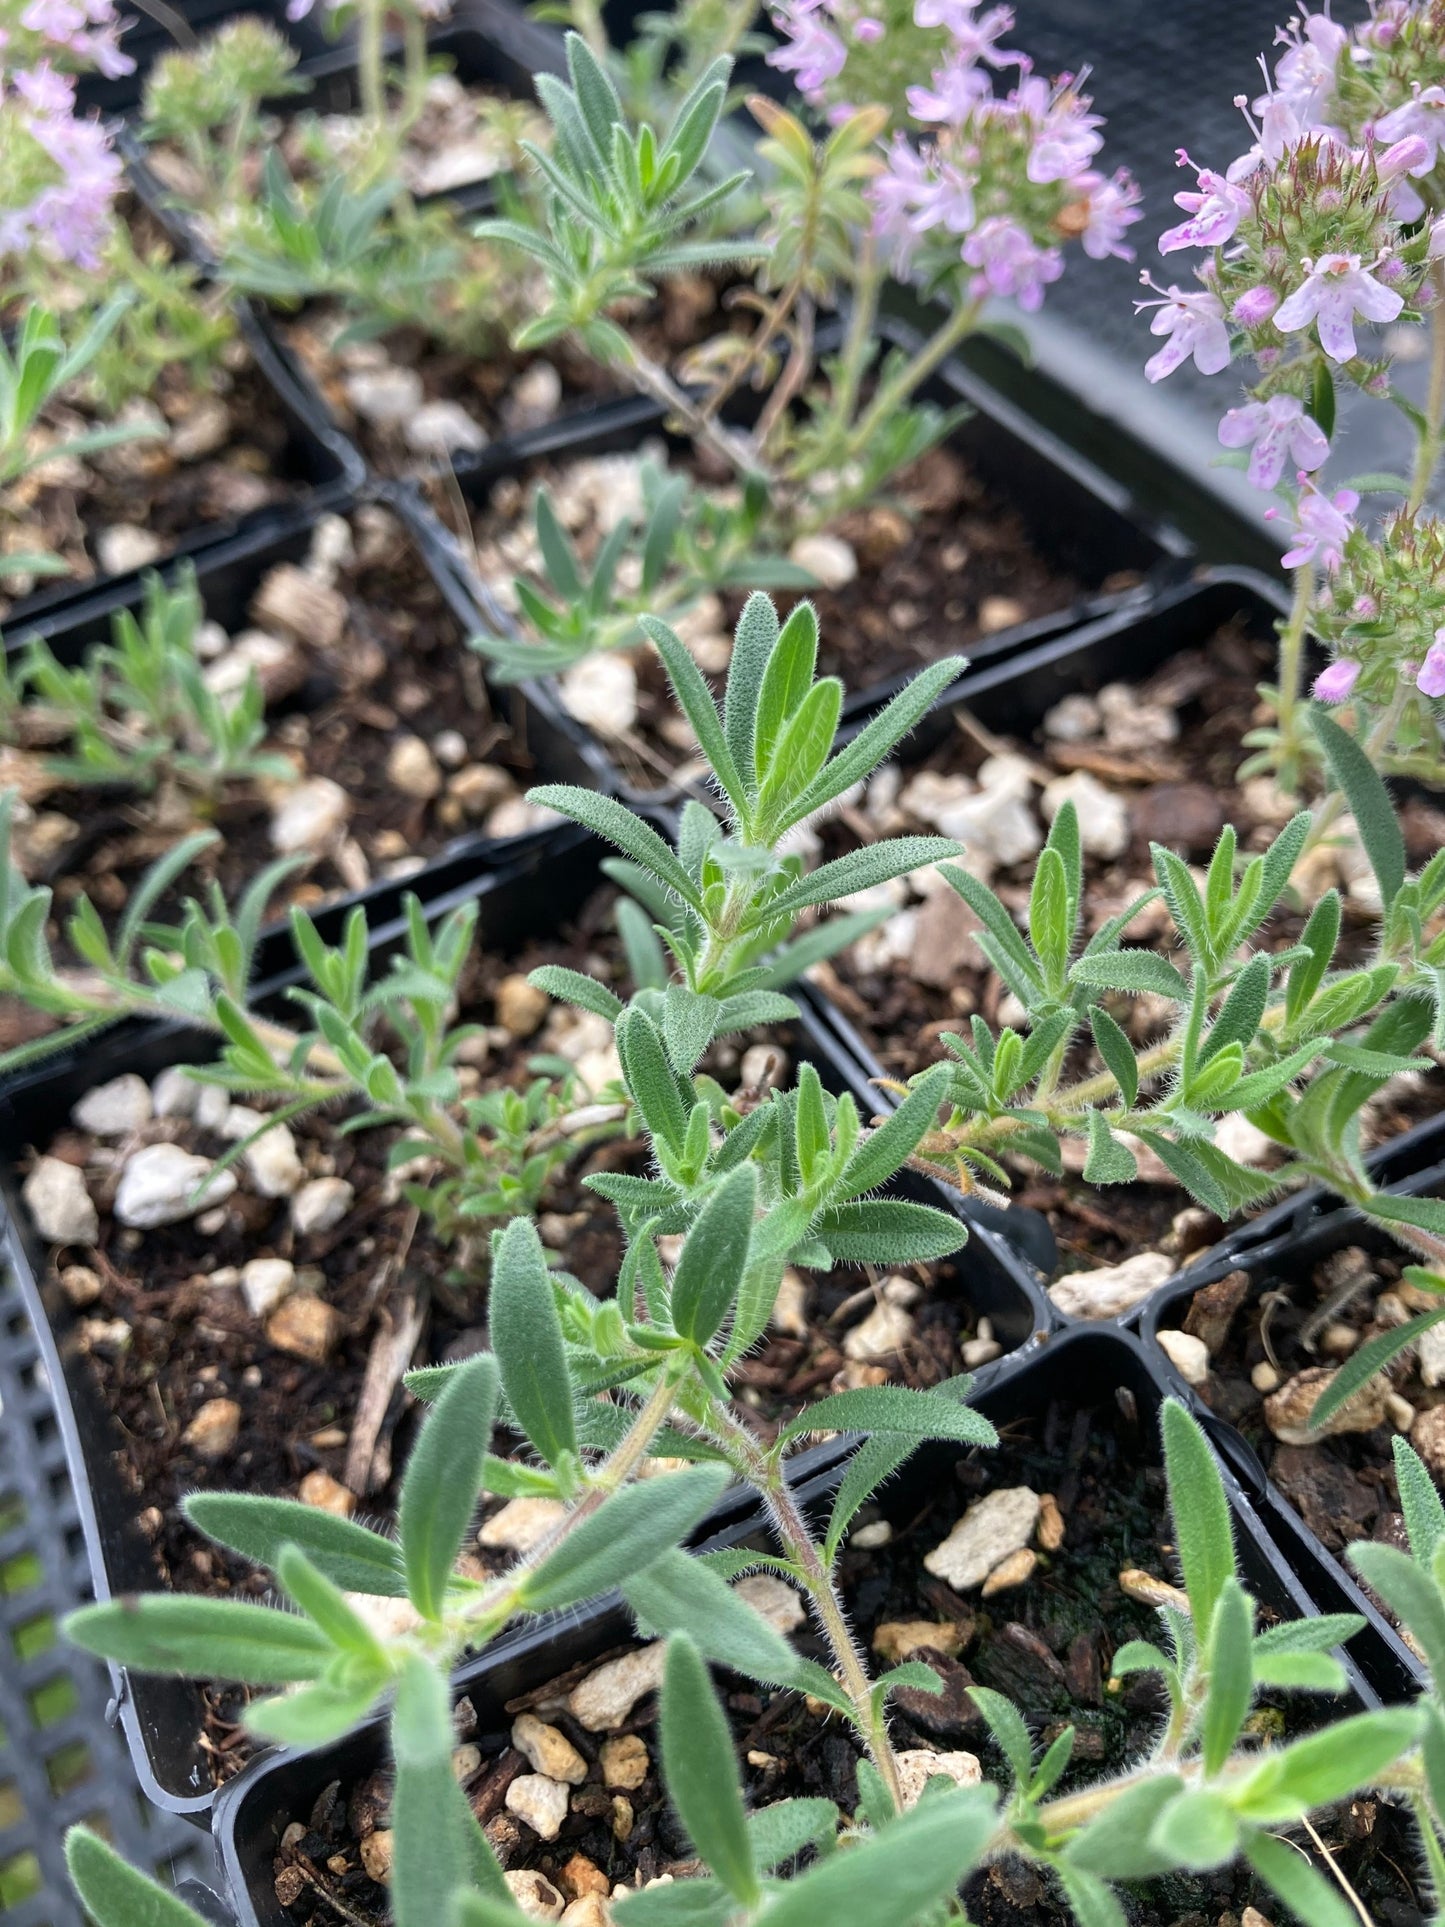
[773,0,1139,313]
[1,0,129,267]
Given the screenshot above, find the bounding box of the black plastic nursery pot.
[1141,1169,1445,1705]
[1,299,364,637]
[0,822,1049,1820]
[3,482,606,992]
[78,0,335,116]
[208,1322,1378,1927]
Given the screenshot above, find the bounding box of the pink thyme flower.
[1313,658,1361,702]
[1419,633,1445,699]
[1232,284,1279,326]
[1074,168,1141,261]
[1217,395,1329,490]
[907,57,990,125]
[1376,85,1445,169]
[1273,252,1404,362]
[962,216,1062,310]
[853,15,883,39]
[1270,9,1347,125]
[766,0,847,100]
[1014,73,1103,184]
[1266,477,1359,571]
[1159,156,1253,253]
[913,0,1016,61]
[1136,281,1231,381]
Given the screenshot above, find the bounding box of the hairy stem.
[358,0,385,125]
[613,335,775,483]
[839,295,984,465]
[400,6,430,135]
[1410,261,1445,517]
[1273,561,1315,794]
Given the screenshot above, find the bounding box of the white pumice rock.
[23,1156,98,1244]
[788,532,857,589]
[895,1750,982,1810]
[733,1573,806,1634]
[512,1713,588,1785]
[503,1868,566,1919]
[242,1120,305,1198]
[195,1083,232,1132]
[559,1896,610,1927]
[1214,1114,1275,1168]
[240,1257,295,1319]
[771,1268,809,1337]
[1042,770,1129,860]
[842,1300,915,1362]
[1098,683,1179,750]
[477,1497,566,1555]
[194,619,230,660]
[305,514,354,582]
[560,654,638,739]
[152,1066,200,1119]
[72,1073,152,1136]
[387,734,443,801]
[114,1144,237,1228]
[97,524,164,575]
[503,362,563,433]
[568,1642,665,1731]
[182,1398,242,1459]
[1157,1328,1210,1386]
[1264,1367,1391,1444]
[344,364,424,425]
[850,906,918,974]
[405,399,488,456]
[271,777,351,854]
[1418,1321,1445,1388]
[851,1519,893,1549]
[1049,1251,1175,1320]
[432,729,469,768]
[291,1177,354,1237]
[1043,693,1101,742]
[170,397,231,461]
[486,795,563,840]
[924,1487,1041,1591]
[961,1335,1003,1368]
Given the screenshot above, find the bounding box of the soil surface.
[24,894,998,1781]
[269,1383,1424,1926]
[455,436,1110,797]
[808,622,1445,1274]
[1161,1226,1445,1645]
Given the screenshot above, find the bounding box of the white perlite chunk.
[114,1144,237,1228]
[72,1073,152,1135]
[1041,770,1129,860]
[895,1750,982,1810]
[505,1774,572,1841]
[1049,1251,1175,1320]
[1156,1328,1210,1387]
[23,1157,98,1244]
[568,1642,665,1731]
[477,1496,566,1555]
[345,364,424,425]
[924,1487,1040,1592]
[561,654,638,738]
[504,1869,565,1920]
[241,1257,295,1319]
[271,777,350,854]
[291,1177,354,1237]
[405,399,488,455]
[842,1300,915,1362]
[788,532,857,589]
[242,1121,305,1198]
[733,1573,806,1634]
[511,1714,588,1786]
[152,1066,200,1118]
[97,524,164,575]
[1419,1321,1445,1389]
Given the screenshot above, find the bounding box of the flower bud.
[1313,658,1361,703]
[1232,284,1279,326]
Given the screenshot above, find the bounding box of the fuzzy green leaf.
[670,1164,756,1347]
[66,1831,211,1927]
[65,1595,331,1683]
[1071,950,1191,1002]
[661,1637,759,1905]
[398,1353,498,1621]
[1161,1399,1234,1631]
[519,1465,730,1613]
[491,1217,577,1473]
[1310,708,1405,908]
[625,1549,799,1684]
[779,1384,996,1446]
[811,1198,966,1264]
[183,1493,406,1597]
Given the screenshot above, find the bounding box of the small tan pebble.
[504,1869,565,1920]
[872,1620,965,1663]
[181,1398,241,1459]
[326,1854,348,1876]
[1241,1910,1274,1927]
[281,1822,306,1850]
[981,1547,1037,1596]
[925,1487,1041,1591]
[733,1573,805,1634]
[512,1713,588,1786]
[599,1733,649,1790]
[882,1274,923,1307]
[560,1900,610,1927]
[449,763,514,816]
[1375,1291,1413,1329]
[58,1264,103,1306]
[1251,1360,1281,1394]
[270,777,350,855]
[506,1773,571,1841]
[478,1496,566,1554]
[610,1795,634,1842]
[196,1206,230,1237]
[568,1643,665,1731]
[1050,1250,1176,1320]
[266,1294,340,1363]
[1156,1328,1210,1387]
[895,1750,981,1810]
[251,564,347,648]
[80,1316,131,1354]
[299,1469,354,1516]
[842,1299,915,1362]
[961,1336,1003,1368]
[978,595,1026,635]
[559,1855,610,1901]
[291,1176,354,1237]
[1264,1367,1390,1445]
[359,1830,393,1883]
[241,1256,295,1319]
[1414,1405,1445,1478]
[1119,1569,1190,1611]
[386,735,442,801]
[274,1867,306,1907]
[851,1519,892,1549]
[1388,1393,1417,1433]
[1319,1321,1359,1358]
[496,974,550,1039]
[771,1268,808,1338]
[746,1750,778,1768]
[740,1043,785,1090]
[24,1155,100,1244]
[788,532,857,589]
[451,1743,481,1782]
[1036,1494,1065,1552]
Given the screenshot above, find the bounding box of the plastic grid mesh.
[0,1261,215,1927]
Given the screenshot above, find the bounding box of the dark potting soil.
[815,624,1445,1271]
[1162,1235,1445,1598]
[271,1387,1423,1927]
[459,436,1105,795]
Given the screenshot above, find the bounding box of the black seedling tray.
[3,482,605,996]
[208,1321,1377,1927]
[1141,1175,1445,1704]
[2,301,363,637]
[0,822,1048,1818]
[79,0,334,117]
